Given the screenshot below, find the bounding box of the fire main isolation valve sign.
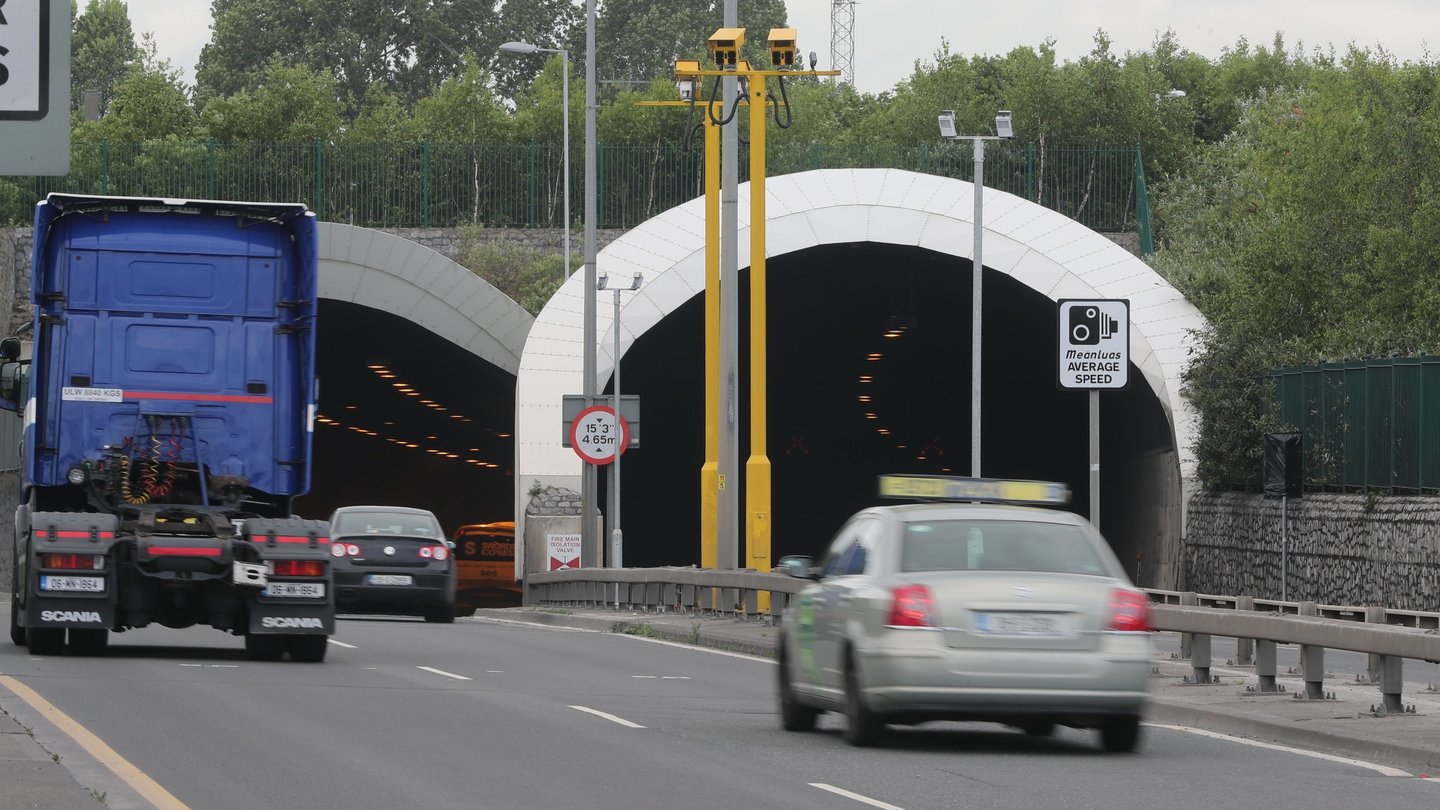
[1057,299,1129,390]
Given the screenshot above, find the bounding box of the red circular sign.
[570,405,630,465]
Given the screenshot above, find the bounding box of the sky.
[123,0,1438,96]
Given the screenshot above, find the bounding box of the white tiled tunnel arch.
[316,223,533,374]
[516,169,1207,545]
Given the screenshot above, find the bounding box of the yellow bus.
[452,521,521,612]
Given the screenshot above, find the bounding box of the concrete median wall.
[1184,491,1440,611]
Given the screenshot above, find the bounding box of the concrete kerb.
[473,607,1440,775]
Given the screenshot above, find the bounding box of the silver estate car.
[776,476,1151,751]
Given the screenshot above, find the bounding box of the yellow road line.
[0,674,189,810]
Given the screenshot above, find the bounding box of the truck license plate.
[39,575,104,593]
[367,574,412,586]
[262,582,326,598]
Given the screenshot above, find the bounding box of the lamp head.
[994,110,1013,139]
[937,110,957,139]
[498,41,539,55]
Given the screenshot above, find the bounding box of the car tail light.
[419,545,450,561]
[1107,589,1150,632]
[343,543,361,557]
[40,553,103,570]
[330,543,347,558]
[273,560,326,578]
[887,584,936,627]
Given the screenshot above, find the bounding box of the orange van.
[452,521,520,612]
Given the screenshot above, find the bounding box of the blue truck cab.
[4,195,335,661]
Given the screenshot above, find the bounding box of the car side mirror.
[778,555,818,580]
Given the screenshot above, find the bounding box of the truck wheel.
[8,602,24,647]
[245,634,286,661]
[26,627,64,656]
[288,635,328,663]
[68,628,109,656]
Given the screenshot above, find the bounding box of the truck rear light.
[887,584,936,627]
[419,545,450,561]
[41,553,103,570]
[272,560,326,578]
[1106,589,1150,632]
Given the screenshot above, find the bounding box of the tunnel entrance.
[296,300,516,535]
[600,242,1174,573]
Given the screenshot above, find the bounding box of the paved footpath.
[2,603,1438,809]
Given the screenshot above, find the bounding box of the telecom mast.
[830,0,855,86]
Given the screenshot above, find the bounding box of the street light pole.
[938,110,1013,479]
[497,42,571,283]
[597,272,642,575]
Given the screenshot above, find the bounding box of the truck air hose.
[118,453,150,505]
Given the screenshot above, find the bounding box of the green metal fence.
[1265,356,1440,493]
[1,139,1150,235]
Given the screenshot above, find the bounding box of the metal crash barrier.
[1144,589,1440,713]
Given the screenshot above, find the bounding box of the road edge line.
[0,674,189,810]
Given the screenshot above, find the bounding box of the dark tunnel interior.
[599,242,1174,566]
[295,300,516,534]
[302,242,1175,573]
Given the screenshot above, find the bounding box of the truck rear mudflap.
[238,518,336,662]
[17,512,121,655]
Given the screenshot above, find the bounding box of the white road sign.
[1057,299,1129,390]
[569,405,630,465]
[0,0,69,174]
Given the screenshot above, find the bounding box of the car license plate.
[975,612,1065,636]
[367,574,413,586]
[39,575,104,593]
[263,582,326,598]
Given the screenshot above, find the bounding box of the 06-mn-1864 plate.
[39,575,105,593]
[262,582,326,598]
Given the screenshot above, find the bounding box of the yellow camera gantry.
[635,29,839,605]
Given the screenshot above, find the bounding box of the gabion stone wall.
[1185,491,1440,611]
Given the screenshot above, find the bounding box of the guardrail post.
[1298,601,1325,699]
[1179,592,1197,658]
[743,588,759,619]
[1190,632,1212,684]
[1255,640,1279,692]
[1379,655,1404,713]
[1365,606,1385,682]
[1234,596,1255,665]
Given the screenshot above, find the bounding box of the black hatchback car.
[328,506,456,623]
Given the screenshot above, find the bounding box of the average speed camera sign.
[1058,299,1129,389]
[570,405,630,465]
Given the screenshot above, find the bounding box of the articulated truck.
[4,194,334,662]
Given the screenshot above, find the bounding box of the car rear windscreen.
[334,512,439,539]
[901,519,1108,576]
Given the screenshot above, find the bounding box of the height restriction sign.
[569,405,630,465]
[1057,299,1130,390]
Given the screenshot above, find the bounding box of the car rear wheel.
[68,628,108,656]
[26,627,64,656]
[289,635,328,663]
[1099,716,1141,753]
[245,633,286,661]
[843,654,885,747]
[1021,721,1056,737]
[778,646,820,732]
[424,606,456,624]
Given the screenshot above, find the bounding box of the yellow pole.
[700,106,721,607]
[745,73,771,611]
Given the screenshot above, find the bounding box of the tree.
[195,0,499,111]
[71,0,140,116]
[590,0,787,90]
[199,60,344,142]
